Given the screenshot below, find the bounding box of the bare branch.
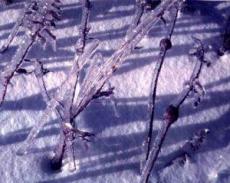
[76,0,91,54]
[0,36,34,106]
[145,3,179,162]
[140,38,209,183]
[126,0,145,37]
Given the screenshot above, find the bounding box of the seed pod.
[160,38,172,51]
[163,105,179,124]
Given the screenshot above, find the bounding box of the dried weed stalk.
[145,2,180,163]
[140,38,210,183]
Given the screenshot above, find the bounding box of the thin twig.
[0,36,34,106]
[145,4,179,162]
[140,38,208,183]
[76,0,91,54]
[126,0,145,37]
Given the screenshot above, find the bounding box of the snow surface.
[0,0,229,183]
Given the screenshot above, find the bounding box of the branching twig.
[0,0,61,53]
[16,1,95,165]
[52,0,92,170]
[140,38,209,183]
[160,128,209,170]
[16,40,99,156]
[33,59,95,171]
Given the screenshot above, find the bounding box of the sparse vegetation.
[0,0,228,182]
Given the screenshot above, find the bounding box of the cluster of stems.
[1,0,217,179]
[0,0,61,106]
[14,0,183,171]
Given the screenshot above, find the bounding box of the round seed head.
[160,38,172,50]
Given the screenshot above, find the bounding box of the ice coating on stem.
[0,0,61,107]
[0,36,34,106]
[126,0,145,38]
[0,0,61,53]
[141,38,209,183]
[72,0,183,118]
[33,60,51,103]
[145,4,179,163]
[76,0,91,54]
[17,40,99,156]
[16,102,57,155]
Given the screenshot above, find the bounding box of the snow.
[0,0,229,183]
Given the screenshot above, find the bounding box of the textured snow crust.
[0,0,229,183]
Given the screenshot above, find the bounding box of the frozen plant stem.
[34,60,94,171]
[76,0,91,54]
[52,0,93,170]
[17,40,99,168]
[54,1,181,170]
[0,0,61,52]
[140,39,208,183]
[145,4,179,162]
[127,0,145,37]
[0,36,34,106]
[71,0,183,118]
[0,1,40,53]
[0,13,24,53]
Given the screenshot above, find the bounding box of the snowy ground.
[0,0,229,183]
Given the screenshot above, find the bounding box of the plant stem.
[145,4,179,161]
[0,35,34,106]
[140,38,207,183]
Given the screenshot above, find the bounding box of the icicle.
[0,36,34,106]
[16,102,57,155]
